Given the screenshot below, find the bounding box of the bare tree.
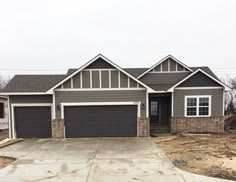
[0,76,11,91]
[221,77,236,115]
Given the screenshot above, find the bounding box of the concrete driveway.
[0,138,231,182]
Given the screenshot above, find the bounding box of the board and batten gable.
[152,58,189,72]
[60,58,143,89]
[55,90,146,119]
[173,89,224,117]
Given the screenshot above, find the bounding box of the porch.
[149,93,172,134]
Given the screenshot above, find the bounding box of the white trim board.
[11,103,53,139]
[61,101,141,138]
[168,69,231,92]
[0,92,51,96]
[138,55,193,79]
[46,54,154,93]
[7,96,12,139]
[55,88,146,91]
[184,95,212,118]
[175,87,224,90]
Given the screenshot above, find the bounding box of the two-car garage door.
[64,105,138,138]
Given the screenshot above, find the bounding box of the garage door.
[14,106,52,138]
[64,105,137,138]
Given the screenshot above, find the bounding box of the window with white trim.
[185,96,211,117]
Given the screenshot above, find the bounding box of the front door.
[150,100,161,125]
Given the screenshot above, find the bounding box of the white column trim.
[71,78,73,88]
[52,91,56,119]
[80,71,83,88]
[223,91,225,116]
[90,70,92,88]
[118,71,120,88]
[7,96,12,139]
[99,70,102,88]
[171,92,174,117]
[128,77,130,88]
[168,59,170,72]
[146,91,149,118]
[109,70,111,88]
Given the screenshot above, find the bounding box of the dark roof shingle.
[2,75,66,92]
[1,66,221,93]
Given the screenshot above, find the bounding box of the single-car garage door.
[64,105,137,138]
[14,106,52,138]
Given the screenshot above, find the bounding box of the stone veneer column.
[52,119,64,138]
[138,117,150,137]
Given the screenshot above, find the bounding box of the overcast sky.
[0,0,236,78]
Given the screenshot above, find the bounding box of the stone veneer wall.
[171,117,224,134]
[138,117,150,137]
[52,119,64,138]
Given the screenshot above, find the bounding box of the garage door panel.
[14,107,52,138]
[64,105,137,138]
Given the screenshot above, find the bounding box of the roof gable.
[85,57,115,69]
[138,55,193,78]
[178,72,221,87]
[47,54,153,93]
[168,69,231,91]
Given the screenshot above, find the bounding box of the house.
[0,96,9,130]
[0,54,230,139]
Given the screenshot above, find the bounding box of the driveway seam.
[85,138,102,182]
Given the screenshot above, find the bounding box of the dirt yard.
[154,133,236,181]
[0,156,15,169]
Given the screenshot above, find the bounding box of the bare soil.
[154,133,236,181]
[0,156,15,169]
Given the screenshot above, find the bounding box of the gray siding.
[154,65,161,72]
[63,79,71,88]
[177,63,184,71]
[55,90,146,119]
[178,72,221,87]
[170,59,176,71]
[73,73,81,88]
[120,72,128,88]
[111,70,118,88]
[101,71,109,88]
[130,78,137,88]
[162,60,168,71]
[173,89,224,117]
[10,95,52,104]
[82,71,90,88]
[60,69,139,90]
[92,71,99,88]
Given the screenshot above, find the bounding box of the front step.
[150,124,170,134]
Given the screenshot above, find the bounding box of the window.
[150,101,158,116]
[0,103,4,118]
[185,96,211,117]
